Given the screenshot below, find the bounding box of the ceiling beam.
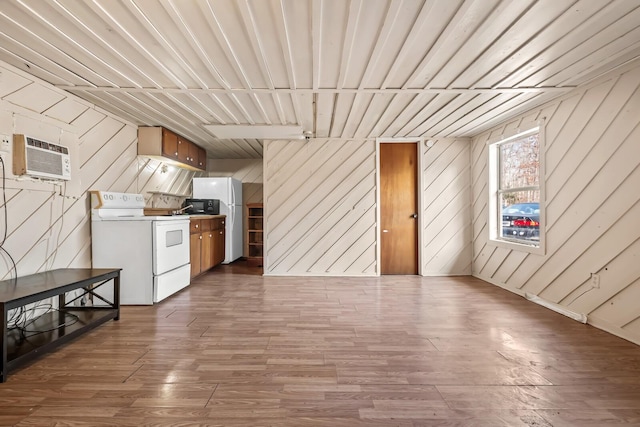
[56,86,576,94]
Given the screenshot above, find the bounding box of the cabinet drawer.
[201,219,213,232]
[189,219,201,234]
[212,218,225,230]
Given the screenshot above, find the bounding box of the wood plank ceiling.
[0,0,639,159]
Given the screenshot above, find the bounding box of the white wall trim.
[262,141,270,273]
[474,273,592,324]
[263,272,378,278]
[486,121,546,256]
[422,273,471,277]
[524,292,587,323]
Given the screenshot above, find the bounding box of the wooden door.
[380,143,418,274]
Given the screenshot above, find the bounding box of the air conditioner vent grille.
[26,147,63,176]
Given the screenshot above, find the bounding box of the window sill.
[488,237,545,255]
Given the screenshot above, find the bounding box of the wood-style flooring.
[2,262,640,426]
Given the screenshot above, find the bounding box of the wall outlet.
[0,134,10,152]
[591,273,600,288]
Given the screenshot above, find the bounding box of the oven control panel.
[90,191,145,210]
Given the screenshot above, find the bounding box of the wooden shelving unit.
[247,203,263,268]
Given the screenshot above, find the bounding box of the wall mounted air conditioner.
[13,134,71,181]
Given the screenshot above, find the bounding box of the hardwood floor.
[2,262,640,426]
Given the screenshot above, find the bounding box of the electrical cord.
[8,301,80,338]
[0,155,17,281]
[8,300,49,329]
[0,143,75,335]
[0,152,74,334]
[0,155,8,247]
[47,181,66,270]
[19,307,79,338]
[7,306,25,327]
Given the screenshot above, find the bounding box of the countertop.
[187,214,226,220]
[142,208,226,220]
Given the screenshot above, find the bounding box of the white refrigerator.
[192,177,243,264]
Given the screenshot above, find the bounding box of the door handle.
[411,213,418,219]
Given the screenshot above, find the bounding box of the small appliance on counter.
[182,198,220,215]
[90,191,191,305]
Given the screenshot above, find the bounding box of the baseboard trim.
[262,272,378,277]
[588,315,640,347]
[472,274,640,346]
[473,273,586,322]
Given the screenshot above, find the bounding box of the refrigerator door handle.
[230,181,236,206]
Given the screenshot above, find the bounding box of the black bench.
[0,268,120,382]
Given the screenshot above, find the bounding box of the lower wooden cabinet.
[190,216,225,278]
[212,220,225,266]
[190,232,202,277]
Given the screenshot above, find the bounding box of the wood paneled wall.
[422,139,472,276]
[263,138,471,276]
[206,159,263,204]
[471,60,640,345]
[264,139,377,276]
[0,61,201,280]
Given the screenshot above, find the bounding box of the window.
[488,126,544,253]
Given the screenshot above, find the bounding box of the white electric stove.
[90,191,191,305]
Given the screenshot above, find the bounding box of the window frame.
[487,123,546,255]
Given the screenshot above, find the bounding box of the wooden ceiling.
[1,0,639,159]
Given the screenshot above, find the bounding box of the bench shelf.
[0,268,120,383]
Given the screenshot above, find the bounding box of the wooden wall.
[421,138,472,276]
[471,60,640,345]
[264,138,377,276]
[263,137,471,276]
[206,159,263,205]
[0,61,201,280]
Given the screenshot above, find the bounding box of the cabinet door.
[188,143,199,168]
[197,146,207,170]
[190,219,201,234]
[201,231,213,272]
[177,136,190,164]
[161,128,179,160]
[189,233,202,278]
[213,227,225,266]
[201,219,213,232]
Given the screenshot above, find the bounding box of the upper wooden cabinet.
[177,135,190,164]
[197,146,207,170]
[187,139,206,169]
[160,128,178,159]
[138,126,206,171]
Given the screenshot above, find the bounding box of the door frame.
[376,137,425,276]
